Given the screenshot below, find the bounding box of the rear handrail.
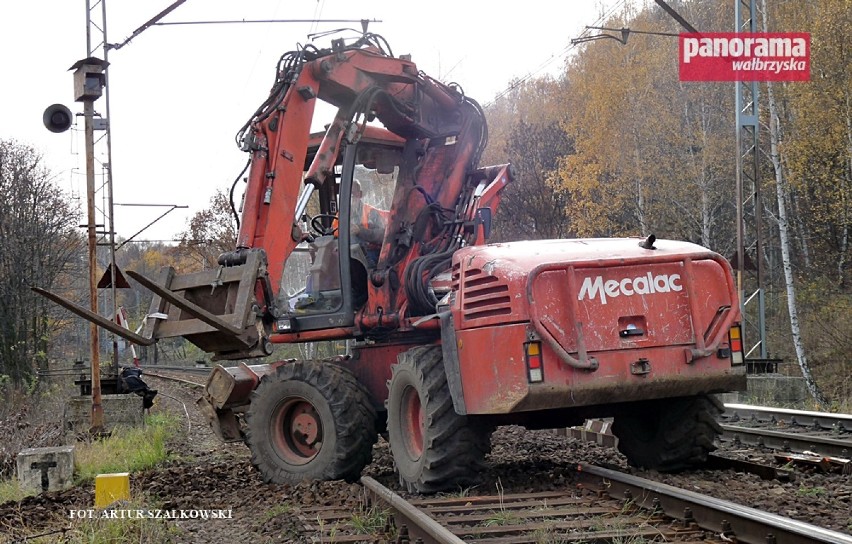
[681,253,740,360]
[526,263,599,371]
[525,251,739,370]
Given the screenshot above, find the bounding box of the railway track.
[723,403,852,433]
[719,424,852,460]
[292,467,852,543]
[720,403,852,460]
[564,405,852,471]
[140,364,212,376]
[717,404,852,473]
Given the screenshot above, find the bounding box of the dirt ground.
[1,378,850,543]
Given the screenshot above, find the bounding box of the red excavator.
[43,33,746,493]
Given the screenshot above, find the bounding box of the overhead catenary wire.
[485,0,628,107]
[309,0,326,36]
[153,18,379,26]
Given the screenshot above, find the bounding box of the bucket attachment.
[33,249,274,361]
[131,250,273,360]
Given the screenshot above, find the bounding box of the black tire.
[387,345,491,493]
[246,361,376,484]
[612,394,722,472]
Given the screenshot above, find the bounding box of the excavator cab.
[268,136,404,336]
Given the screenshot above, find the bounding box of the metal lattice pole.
[735,0,768,360]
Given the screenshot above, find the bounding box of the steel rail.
[360,476,466,544]
[139,365,213,375]
[721,423,852,458]
[144,371,205,389]
[37,365,212,376]
[577,463,852,544]
[723,403,852,433]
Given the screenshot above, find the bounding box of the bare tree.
[490,119,574,241]
[173,188,238,270]
[0,140,82,385]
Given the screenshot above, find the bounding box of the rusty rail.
[361,476,465,544]
[577,463,852,544]
[357,466,852,543]
[720,424,852,459]
[356,474,716,543]
[723,403,852,433]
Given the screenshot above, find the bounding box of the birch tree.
[761,0,827,406]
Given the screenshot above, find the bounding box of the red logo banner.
[679,32,810,82]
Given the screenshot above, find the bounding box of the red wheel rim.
[271,398,323,465]
[401,385,424,460]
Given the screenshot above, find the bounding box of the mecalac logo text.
[578,273,683,305]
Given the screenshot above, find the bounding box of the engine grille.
[461,267,512,321]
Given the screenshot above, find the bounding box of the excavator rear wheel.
[611,394,722,472]
[246,361,376,484]
[387,345,491,494]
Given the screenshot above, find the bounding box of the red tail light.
[525,341,543,382]
[729,325,744,364]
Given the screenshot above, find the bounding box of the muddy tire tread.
[388,345,491,494]
[245,360,376,485]
[612,394,722,472]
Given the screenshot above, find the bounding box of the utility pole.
[84,0,122,385]
[70,56,108,432]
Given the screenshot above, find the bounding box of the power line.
[152,18,379,26]
[309,0,327,36]
[485,0,627,107]
[571,25,680,46]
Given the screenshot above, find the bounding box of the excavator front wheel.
[387,345,491,493]
[246,361,376,484]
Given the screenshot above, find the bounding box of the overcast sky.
[1,1,625,242]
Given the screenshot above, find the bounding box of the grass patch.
[315,516,340,541]
[482,509,520,527]
[796,485,827,498]
[479,478,520,528]
[529,527,573,544]
[350,505,389,534]
[0,478,35,504]
[74,413,178,483]
[262,503,292,523]
[436,485,476,499]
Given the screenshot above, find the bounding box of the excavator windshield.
[280,141,402,326]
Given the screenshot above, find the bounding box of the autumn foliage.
[484,0,851,404]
